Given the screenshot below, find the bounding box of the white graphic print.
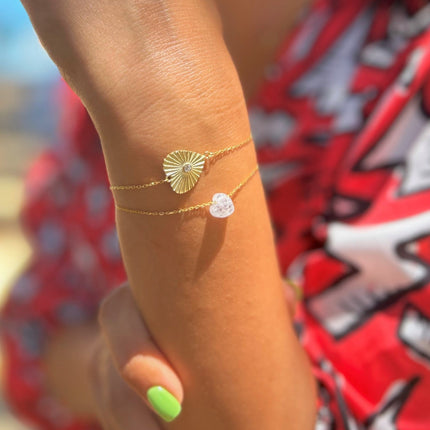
[366,378,420,430]
[396,48,425,90]
[398,305,430,362]
[399,122,430,196]
[312,360,419,430]
[318,359,361,430]
[284,6,330,64]
[248,107,296,148]
[333,90,376,134]
[37,220,66,256]
[361,5,430,69]
[85,184,111,216]
[314,405,334,430]
[361,39,402,69]
[291,8,373,119]
[307,212,430,338]
[361,6,409,69]
[258,160,299,191]
[10,274,40,304]
[358,96,427,171]
[389,4,430,39]
[313,369,336,430]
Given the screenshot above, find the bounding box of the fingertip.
[146,385,182,422]
[98,282,185,420]
[121,353,184,408]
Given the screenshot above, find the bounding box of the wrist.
[76,1,233,142]
[97,73,252,187]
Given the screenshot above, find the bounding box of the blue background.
[0,2,58,83]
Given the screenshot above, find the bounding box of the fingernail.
[146,386,182,422]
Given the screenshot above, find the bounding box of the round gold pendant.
[163,150,206,194]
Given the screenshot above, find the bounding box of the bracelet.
[285,277,303,301]
[115,165,259,218]
[109,134,253,194]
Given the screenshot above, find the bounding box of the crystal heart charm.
[209,193,235,218]
[163,150,206,194]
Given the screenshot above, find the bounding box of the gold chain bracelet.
[110,134,253,195]
[284,277,303,301]
[115,165,259,218]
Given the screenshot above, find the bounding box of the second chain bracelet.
[115,165,260,218]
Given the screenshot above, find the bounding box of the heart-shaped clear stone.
[209,193,235,218]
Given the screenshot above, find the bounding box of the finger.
[108,356,163,430]
[91,341,163,430]
[99,284,183,423]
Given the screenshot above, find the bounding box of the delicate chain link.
[115,201,213,216]
[284,277,303,301]
[115,164,259,216]
[229,165,257,198]
[203,133,253,159]
[110,178,169,191]
[110,133,253,191]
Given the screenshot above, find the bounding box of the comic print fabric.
[249,0,430,428]
[2,0,430,429]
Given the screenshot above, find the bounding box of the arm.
[40,281,299,424]
[21,1,317,429]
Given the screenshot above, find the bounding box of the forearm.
[24,1,317,427]
[110,120,316,430]
[97,10,316,430]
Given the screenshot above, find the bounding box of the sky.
[0,1,59,83]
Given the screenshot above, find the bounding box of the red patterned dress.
[2,1,430,429]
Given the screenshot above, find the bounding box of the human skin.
[43,285,182,430]
[43,282,298,429]
[22,0,318,428]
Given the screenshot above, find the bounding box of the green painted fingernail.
[147,386,181,422]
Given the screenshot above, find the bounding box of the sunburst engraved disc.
[163,150,206,194]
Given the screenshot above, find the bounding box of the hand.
[91,284,184,429]
[92,280,297,430]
